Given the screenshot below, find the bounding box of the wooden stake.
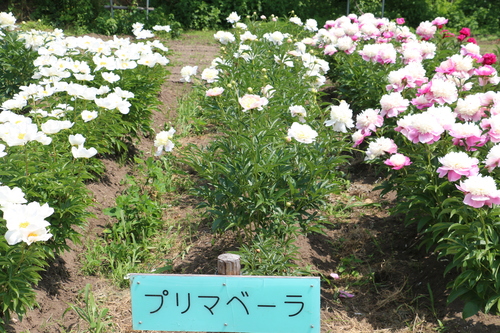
[217,253,241,275]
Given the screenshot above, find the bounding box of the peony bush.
[310,12,500,318]
[0,12,170,327]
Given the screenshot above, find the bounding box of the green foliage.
[82,155,178,287]
[426,0,500,35]
[30,0,102,33]
[327,52,395,114]
[237,233,302,276]
[0,242,53,331]
[383,0,432,28]
[0,30,38,101]
[184,130,341,237]
[63,284,114,333]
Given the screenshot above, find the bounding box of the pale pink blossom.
[484,145,500,172]
[456,175,500,208]
[416,21,436,40]
[375,44,397,64]
[426,105,456,130]
[386,62,428,92]
[289,105,307,123]
[437,152,479,181]
[238,94,268,111]
[411,94,434,110]
[480,114,500,142]
[355,108,383,135]
[401,42,423,63]
[365,137,397,160]
[384,153,411,170]
[418,78,458,105]
[380,92,409,118]
[323,44,338,56]
[351,130,368,147]
[400,112,444,144]
[336,36,356,54]
[431,17,448,28]
[460,43,482,60]
[474,65,498,86]
[454,94,485,122]
[206,87,224,97]
[449,122,488,151]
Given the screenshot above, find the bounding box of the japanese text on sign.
[129,274,320,333]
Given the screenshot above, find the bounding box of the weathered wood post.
[217,253,241,275]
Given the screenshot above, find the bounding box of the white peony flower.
[287,122,318,143]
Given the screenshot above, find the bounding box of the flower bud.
[247,87,253,93]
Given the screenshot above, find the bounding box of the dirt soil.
[6,33,500,333]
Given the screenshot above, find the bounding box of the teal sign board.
[129,274,320,333]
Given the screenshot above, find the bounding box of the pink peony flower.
[480,115,500,143]
[454,94,485,122]
[484,145,500,172]
[206,87,224,97]
[449,122,488,151]
[416,21,437,40]
[355,108,383,135]
[396,18,405,25]
[432,17,448,28]
[460,43,481,60]
[365,137,397,160]
[384,153,412,170]
[351,129,369,147]
[474,65,498,86]
[428,78,458,105]
[411,95,435,110]
[480,53,497,65]
[459,27,471,37]
[375,44,397,64]
[467,37,477,44]
[437,151,479,181]
[401,112,444,144]
[380,92,410,117]
[426,105,457,130]
[238,94,268,111]
[456,174,500,208]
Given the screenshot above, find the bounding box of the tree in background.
[2,0,500,35]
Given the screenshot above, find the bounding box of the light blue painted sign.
[129,274,320,333]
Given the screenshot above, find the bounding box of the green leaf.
[462,301,481,319]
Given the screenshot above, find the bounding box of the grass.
[477,35,500,54]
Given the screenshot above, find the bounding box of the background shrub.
[3,0,500,35]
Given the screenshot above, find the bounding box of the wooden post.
[217,253,241,275]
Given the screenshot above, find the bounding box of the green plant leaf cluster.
[179,18,352,275]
